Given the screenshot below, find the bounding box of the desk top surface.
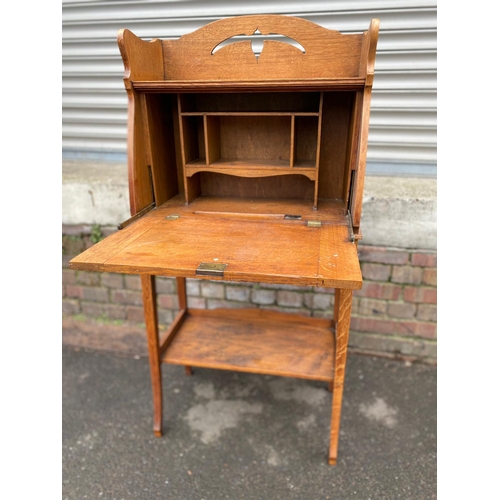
[69,196,362,289]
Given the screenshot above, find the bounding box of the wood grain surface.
[163,308,335,381]
[69,196,362,289]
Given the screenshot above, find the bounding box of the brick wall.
[63,225,437,364]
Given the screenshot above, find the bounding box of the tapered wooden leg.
[141,275,163,437]
[327,289,342,393]
[333,288,341,324]
[176,277,193,375]
[329,288,353,465]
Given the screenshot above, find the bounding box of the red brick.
[362,263,391,282]
[351,317,399,335]
[126,306,144,322]
[158,309,174,326]
[82,287,109,303]
[207,299,254,310]
[62,299,81,315]
[187,297,206,309]
[156,277,176,294]
[262,305,311,317]
[313,286,336,293]
[277,290,304,308]
[158,309,178,328]
[399,321,437,339]
[201,282,225,299]
[357,298,387,316]
[348,331,437,360]
[313,293,332,310]
[351,316,436,338]
[186,279,201,296]
[82,302,105,317]
[391,266,423,285]
[102,273,124,289]
[411,252,437,267]
[103,304,127,320]
[62,236,86,256]
[226,286,251,302]
[403,286,437,304]
[112,289,143,306]
[62,270,76,285]
[76,271,101,286]
[303,293,314,309]
[387,302,417,319]
[158,294,179,310]
[354,282,402,300]
[66,285,83,299]
[422,268,437,286]
[251,288,276,305]
[262,283,311,291]
[350,297,359,315]
[416,304,437,322]
[358,246,409,265]
[124,275,142,290]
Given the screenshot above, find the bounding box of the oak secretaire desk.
[69,15,379,465]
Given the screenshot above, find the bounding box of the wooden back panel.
[116,16,379,222]
[162,15,364,81]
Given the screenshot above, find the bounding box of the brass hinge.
[307,220,322,228]
[196,262,227,277]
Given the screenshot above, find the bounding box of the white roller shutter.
[62,0,437,176]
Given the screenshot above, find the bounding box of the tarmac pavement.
[62,344,436,499]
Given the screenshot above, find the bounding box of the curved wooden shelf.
[185,159,317,179]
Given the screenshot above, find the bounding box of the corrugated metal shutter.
[62,0,437,177]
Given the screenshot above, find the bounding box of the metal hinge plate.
[307,220,322,228]
[165,214,180,220]
[196,262,227,277]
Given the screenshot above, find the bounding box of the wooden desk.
[69,15,379,465]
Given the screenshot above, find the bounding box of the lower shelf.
[162,308,335,382]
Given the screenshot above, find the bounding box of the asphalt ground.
[62,346,436,499]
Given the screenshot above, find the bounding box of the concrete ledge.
[62,160,436,250]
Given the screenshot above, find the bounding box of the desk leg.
[176,277,193,376]
[141,275,163,437]
[329,288,353,465]
[328,289,342,393]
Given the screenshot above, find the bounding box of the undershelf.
[162,308,335,382]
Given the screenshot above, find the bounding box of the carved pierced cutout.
[160,14,370,80]
[212,28,306,61]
